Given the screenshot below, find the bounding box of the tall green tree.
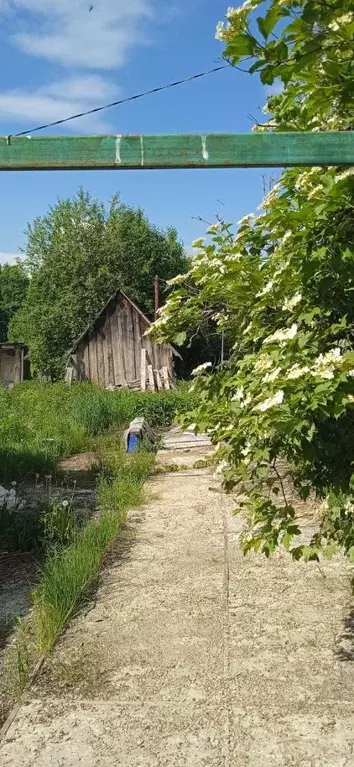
[152,0,354,559]
[0,262,29,342]
[10,189,187,378]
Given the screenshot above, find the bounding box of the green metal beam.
[0,132,353,170]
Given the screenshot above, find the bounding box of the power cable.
[10,64,229,138]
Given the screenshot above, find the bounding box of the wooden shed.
[67,290,179,391]
[0,343,29,388]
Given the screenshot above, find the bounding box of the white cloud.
[0,1,157,132]
[0,75,120,132]
[0,252,24,265]
[3,0,154,69]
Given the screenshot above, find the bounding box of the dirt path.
[1,444,354,766]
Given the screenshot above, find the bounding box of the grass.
[1,445,154,719]
[0,381,195,483]
[0,379,193,722]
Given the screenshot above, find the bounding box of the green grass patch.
[3,445,154,707]
[0,381,194,483]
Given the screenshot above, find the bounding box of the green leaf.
[260,67,275,85]
[174,331,186,345]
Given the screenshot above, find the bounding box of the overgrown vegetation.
[151,0,354,560]
[0,381,195,483]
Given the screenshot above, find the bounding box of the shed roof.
[68,290,181,359]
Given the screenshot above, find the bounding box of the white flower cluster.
[285,348,345,383]
[257,281,274,297]
[335,168,354,182]
[207,223,220,233]
[280,230,292,245]
[264,323,298,345]
[192,361,212,376]
[262,367,281,383]
[237,213,254,227]
[294,167,322,191]
[329,12,354,30]
[231,387,252,408]
[167,273,186,286]
[308,185,324,199]
[255,390,284,412]
[286,364,310,380]
[259,182,282,210]
[283,293,302,311]
[254,354,273,373]
[311,347,343,380]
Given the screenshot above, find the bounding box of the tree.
[151,0,354,560]
[10,189,188,378]
[0,263,29,342]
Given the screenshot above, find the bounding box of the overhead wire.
[10,64,230,138]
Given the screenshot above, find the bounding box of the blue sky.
[0,0,272,263]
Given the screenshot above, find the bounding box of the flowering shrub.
[151,0,354,559]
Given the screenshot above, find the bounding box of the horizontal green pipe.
[0,132,353,170]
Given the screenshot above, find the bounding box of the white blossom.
[215,20,225,39]
[226,1,253,18]
[192,237,204,249]
[286,364,310,380]
[257,280,274,297]
[62,500,69,508]
[207,223,220,233]
[280,230,292,244]
[259,183,282,209]
[192,361,212,376]
[308,185,323,199]
[255,390,284,412]
[262,367,281,383]
[335,168,354,182]
[283,293,302,311]
[254,354,273,373]
[264,324,298,345]
[167,273,185,286]
[311,366,335,380]
[237,213,254,227]
[329,12,353,30]
[315,348,342,366]
[231,387,244,401]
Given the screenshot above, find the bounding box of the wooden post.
[154,275,159,320]
[147,364,155,391]
[162,366,170,390]
[155,369,163,391]
[140,348,147,392]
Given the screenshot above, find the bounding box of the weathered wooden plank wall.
[0,348,23,386]
[74,293,173,389]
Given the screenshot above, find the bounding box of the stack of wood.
[140,348,176,392]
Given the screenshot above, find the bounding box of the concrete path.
[1,445,354,766]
